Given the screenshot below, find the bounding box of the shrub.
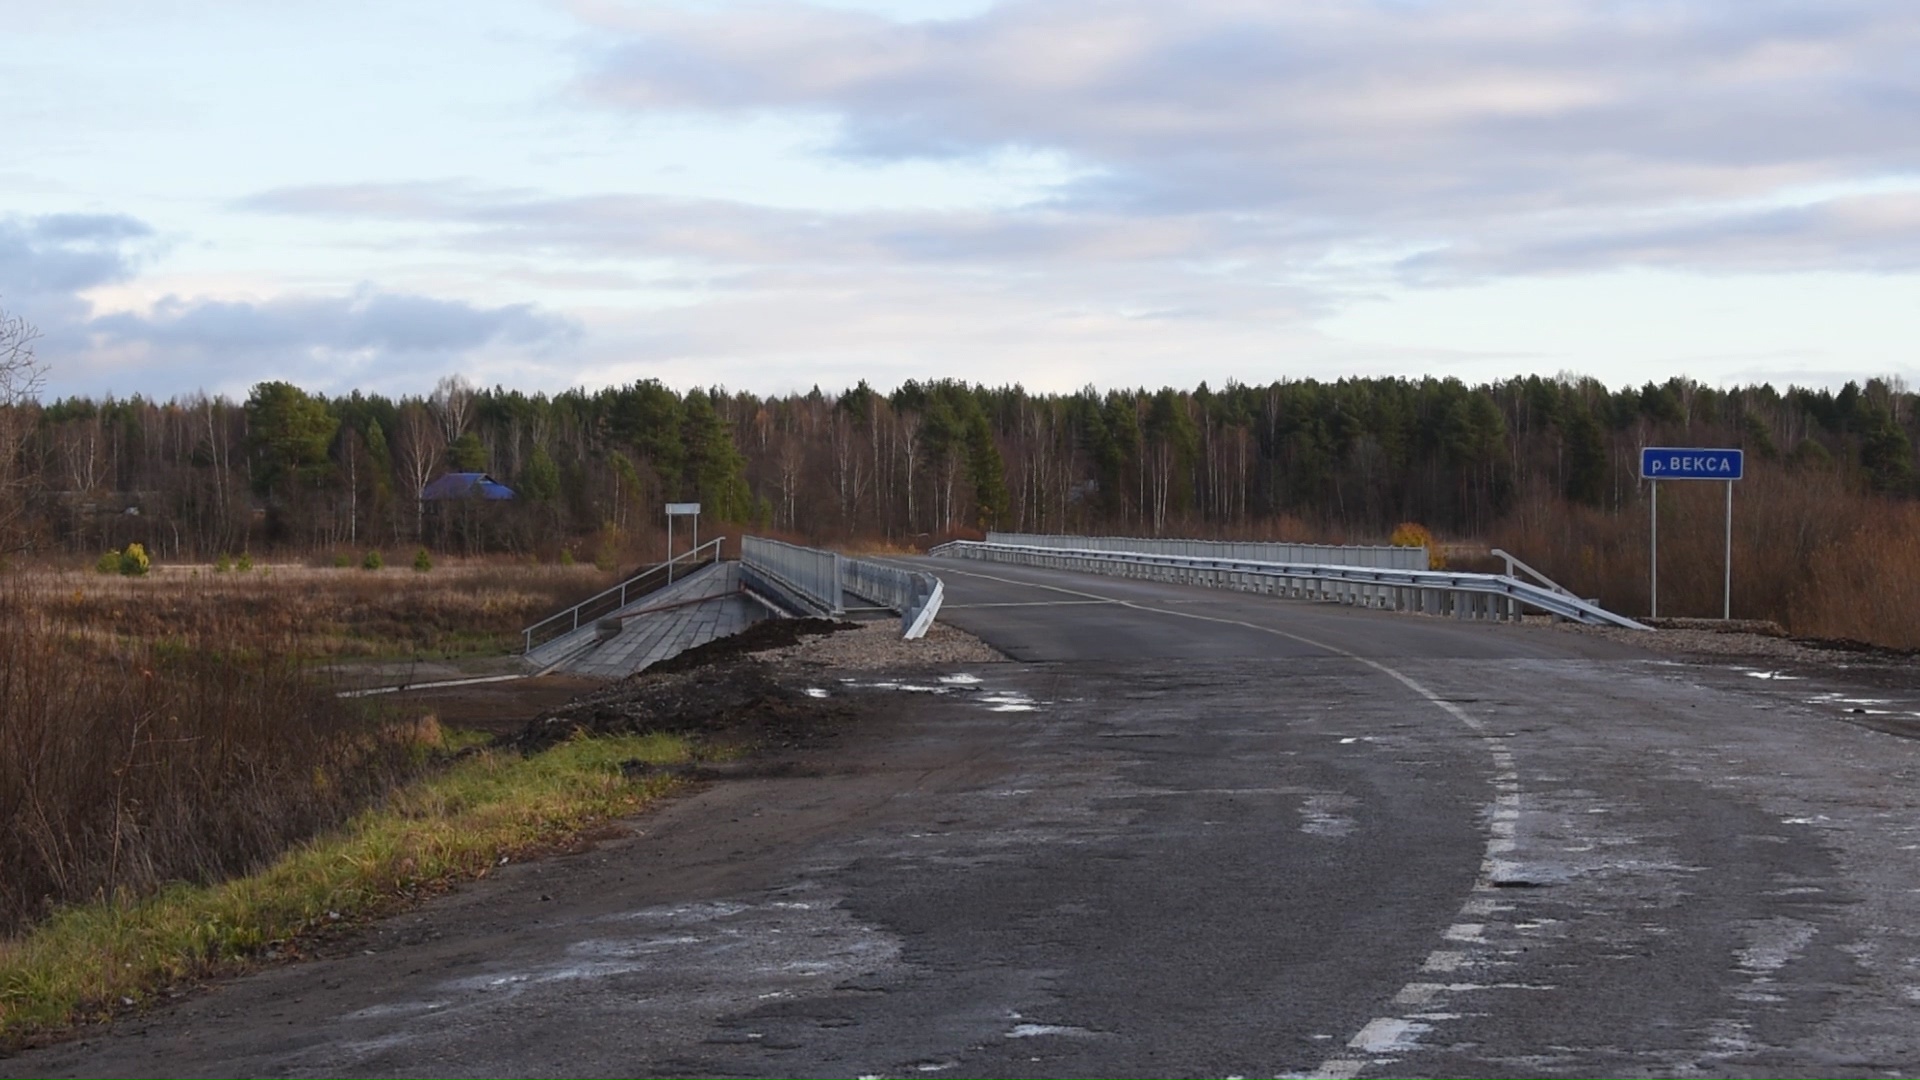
[333,552,353,568]
[95,551,120,575]
[1389,522,1445,569]
[362,550,384,571]
[236,553,254,572]
[118,543,152,577]
[558,548,575,567]
[412,548,433,573]
[214,553,232,573]
[593,523,623,573]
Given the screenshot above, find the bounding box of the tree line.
[3,366,1915,560]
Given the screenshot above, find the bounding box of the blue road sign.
[1641,447,1743,480]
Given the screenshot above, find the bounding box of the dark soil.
[1791,635,1920,660]
[505,660,858,754]
[641,617,859,676]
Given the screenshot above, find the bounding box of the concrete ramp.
[526,562,769,678]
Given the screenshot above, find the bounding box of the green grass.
[0,731,690,1046]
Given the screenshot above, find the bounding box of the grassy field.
[18,559,613,658]
[0,558,699,1046]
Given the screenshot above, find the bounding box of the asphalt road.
[9,557,1920,1078]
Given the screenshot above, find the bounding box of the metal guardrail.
[843,558,945,639]
[520,537,725,654]
[741,535,944,639]
[931,539,1647,630]
[988,532,1427,571]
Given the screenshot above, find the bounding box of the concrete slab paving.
[524,562,770,678]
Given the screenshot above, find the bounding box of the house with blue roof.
[420,472,516,501]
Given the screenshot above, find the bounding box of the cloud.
[562,0,1920,277]
[242,182,1333,273]
[2,212,580,399]
[0,213,152,306]
[68,287,581,398]
[1412,191,1920,277]
[89,287,575,357]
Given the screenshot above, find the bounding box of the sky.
[4,0,1919,402]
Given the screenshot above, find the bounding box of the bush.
[362,550,384,571]
[1389,522,1444,569]
[236,553,253,572]
[118,543,152,577]
[593,523,623,573]
[214,553,232,573]
[333,552,353,568]
[558,548,575,567]
[412,548,433,573]
[95,551,120,575]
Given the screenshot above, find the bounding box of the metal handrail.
[930,540,1647,630]
[741,535,945,638]
[740,536,843,617]
[1489,547,1577,598]
[521,537,725,654]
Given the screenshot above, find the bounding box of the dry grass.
[0,555,699,1045]
[0,560,612,937]
[1490,470,1920,648]
[0,731,689,1046]
[0,581,419,936]
[18,561,612,657]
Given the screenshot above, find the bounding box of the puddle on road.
[1299,793,1358,838]
[1003,1012,1105,1040]
[843,674,1049,714]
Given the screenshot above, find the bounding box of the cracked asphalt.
[7,556,1920,1078]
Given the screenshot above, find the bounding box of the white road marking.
[1348,1017,1429,1052]
[939,599,1118,608]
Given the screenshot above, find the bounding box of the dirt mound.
[506,661,853,754]
[641,617,859,676]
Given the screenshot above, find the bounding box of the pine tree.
[966,413,1009,529]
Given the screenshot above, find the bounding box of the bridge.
[10,537,1920,1078]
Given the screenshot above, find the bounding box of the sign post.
[1639,448,1743,620]
[664,502,701,582]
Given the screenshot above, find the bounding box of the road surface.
[7,556,1920,1078]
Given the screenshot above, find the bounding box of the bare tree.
[428,374,476,446]
[1,305,46,552]
[394,404,445,540]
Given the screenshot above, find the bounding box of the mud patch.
[643,618,860,676]
[506,661,858,754]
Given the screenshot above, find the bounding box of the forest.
[4,362,1920,639]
